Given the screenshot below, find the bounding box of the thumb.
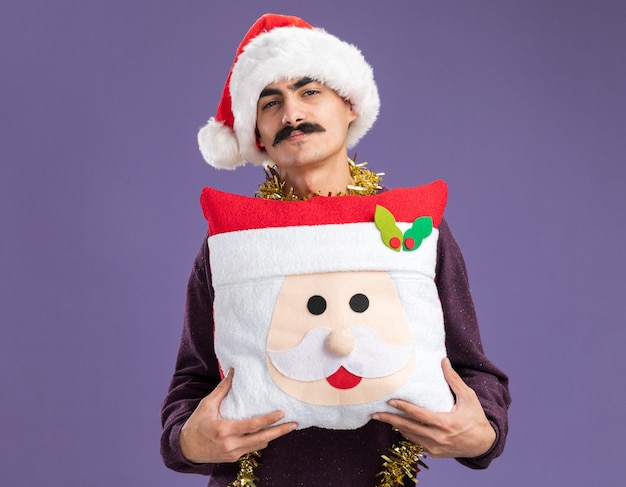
[200,368,234,416]
[441,358,468,398]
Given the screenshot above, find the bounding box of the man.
[161,13,510,486]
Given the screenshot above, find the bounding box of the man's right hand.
[179,369,298,463]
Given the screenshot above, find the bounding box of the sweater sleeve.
[160,234,221,475]
[435,219,511,469]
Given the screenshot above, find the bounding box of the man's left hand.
[372,358,496,459]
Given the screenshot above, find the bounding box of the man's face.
[256,78,358,170]
[266,271,415,405]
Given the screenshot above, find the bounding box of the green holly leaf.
[374,205,403,252]
[403,216,433,251]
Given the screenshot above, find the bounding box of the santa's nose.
[325,328,355,356]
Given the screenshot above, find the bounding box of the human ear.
[348,104,358,123]
[255,127,265,149]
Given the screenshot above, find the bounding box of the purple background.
[2,1,624,485]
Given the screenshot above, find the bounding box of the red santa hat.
[198,13,380,169]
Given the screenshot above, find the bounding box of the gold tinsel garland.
[376,441,429,486]
[255,157,383,200]
[229,441,428,487]
[229,160,427,486]
[229,451,261,487]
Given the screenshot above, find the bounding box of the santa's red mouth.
[326,366,362,389]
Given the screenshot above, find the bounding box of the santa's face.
[266,271,415,405]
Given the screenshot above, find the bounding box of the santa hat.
[198,13,380,169]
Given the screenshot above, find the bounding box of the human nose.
[325,328,355,357]
[281,96,306,125]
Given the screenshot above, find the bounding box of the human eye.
[302,89,320,97]
[260,98,280,110]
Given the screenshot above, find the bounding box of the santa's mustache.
[267,325,414,382]
[272,122,326,146]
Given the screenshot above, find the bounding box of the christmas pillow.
[201,181,455,430]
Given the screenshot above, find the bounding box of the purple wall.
[2,1,624,485]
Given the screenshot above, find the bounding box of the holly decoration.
[374,205,433,252]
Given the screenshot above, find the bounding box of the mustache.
[267,325,414,382]
[272,122,326,146]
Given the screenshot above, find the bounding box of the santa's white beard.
[267,325,414,381]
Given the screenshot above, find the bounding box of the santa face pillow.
[201,181,455,430]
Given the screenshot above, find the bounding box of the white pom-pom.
[197,118,246,169]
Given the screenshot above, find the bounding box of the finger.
[214,368,235,396]
[441,358,472,400]
[372,410,421,429]
[385,399,438,426]
[236,421,299,455]
[255,421,298,444]
[199,369,234,416]
[371,412,431,446]
[231,410,287,436]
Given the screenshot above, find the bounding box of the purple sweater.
[160,218,510,486]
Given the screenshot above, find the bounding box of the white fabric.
[209,223,438,287]
[209,223,455,430]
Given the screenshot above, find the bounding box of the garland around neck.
[232,158,429,486]
[255,157,383,200]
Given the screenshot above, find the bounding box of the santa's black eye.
[349,293,369,313]
[307,295,327,315]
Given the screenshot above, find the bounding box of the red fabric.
[201,181,448,236]
[214,14,313,129]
